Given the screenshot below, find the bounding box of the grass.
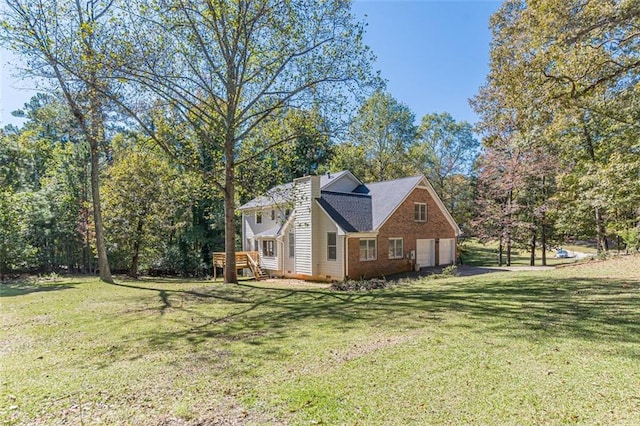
[1,256,640,425]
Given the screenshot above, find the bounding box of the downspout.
[344,235,349,281]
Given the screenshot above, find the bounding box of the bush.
[331,277,390,291]
[431,265,458,279]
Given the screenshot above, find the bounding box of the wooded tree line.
[472,0,640,265]
[1,0,638,280]
[0,90,478,279]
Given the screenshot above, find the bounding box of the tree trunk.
[506,190,512,266]
[529,226,536,266]
[129,218,144,279]
[498,234,503,266]
[583,118,607,256]
[541,217,547,266]
[541,176,547,266]
[224,141,238,284]
[90,141,113,283]
[595,207,607,254]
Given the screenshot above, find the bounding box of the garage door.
[416,239,435,268]
[438,238,455,265]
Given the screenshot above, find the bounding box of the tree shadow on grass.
[109,274,640,365]
[0,279,75,297]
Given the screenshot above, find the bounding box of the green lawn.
[2,256,640,425]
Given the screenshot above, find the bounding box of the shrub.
[331,277,390,291]
[430,265,458,279]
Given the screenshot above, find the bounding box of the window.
[414,203,427,222]
[388,238,403,259]
[262,240,276,257]
[271,209,275,221]
[327,232,337,261]
[256,211,263,224]
[359,238,377,261]
[289,232,295,258]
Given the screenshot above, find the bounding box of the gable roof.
[240,171,461,237]
[367,175,424,230]
[239,170,360,211]
[367,175,462,235]
[320,170,363,193]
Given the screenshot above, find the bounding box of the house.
[238,171,461,281]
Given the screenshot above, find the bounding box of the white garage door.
[416,239,435,268]
[439,238,455,265]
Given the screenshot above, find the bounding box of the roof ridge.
[320,190,371,198]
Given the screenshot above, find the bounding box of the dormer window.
[256,211,263,224]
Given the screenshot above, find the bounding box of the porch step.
[246,253,269,280]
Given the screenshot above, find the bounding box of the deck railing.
[212,251,265,280]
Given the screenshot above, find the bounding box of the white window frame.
[359,238,377,261]
[414,203,427,222]
[388,238,403,259]
[256,211,263,224]
[288,232,295,258]
[327,232,337,261]
[271,209,275,221]
[262,240,276,258]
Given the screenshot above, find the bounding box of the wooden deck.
[212,251,268,280]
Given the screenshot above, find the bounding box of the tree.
[118,0,378,283]
[410,112,478,225]
[335,90,416,182]
[237,108,334,203]
[101,135,183,278]
[1,0,128,282]
[473,0,640,254]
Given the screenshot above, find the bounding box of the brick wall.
[347,187,457,279]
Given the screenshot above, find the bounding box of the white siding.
[293,176,319,276]
[283,230,295,275]
[261,248,279,271]
[323,174,360,193]
[243,207,283,236]
[315,209,344,280]
[243,213,255,251]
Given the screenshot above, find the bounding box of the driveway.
[389,264,555,280]
[456,265,554,276]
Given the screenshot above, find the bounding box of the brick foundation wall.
[347,187,457,279]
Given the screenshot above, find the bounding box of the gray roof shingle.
[317,191,372,232]
[367,175,423,230]
[238,182,294,210]
[240,172,434,234]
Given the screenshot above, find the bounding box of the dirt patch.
[331,331,422,363]
[247,278,332,290]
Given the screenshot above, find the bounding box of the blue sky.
[352,0,500,125]
[0,0,500,127]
